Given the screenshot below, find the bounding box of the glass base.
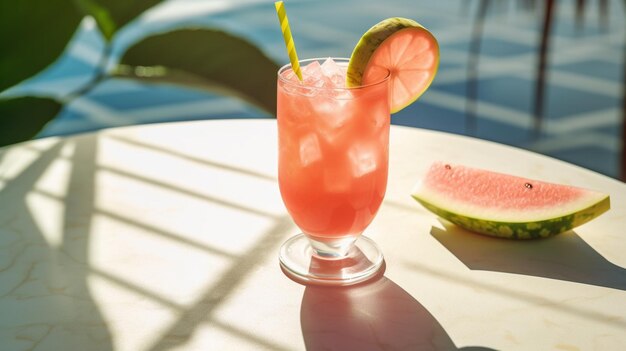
[279,233,385,286]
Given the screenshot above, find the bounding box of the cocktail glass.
[277,58,390,285]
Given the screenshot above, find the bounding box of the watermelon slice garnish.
[411,162,611,239]
[346,17,439,113]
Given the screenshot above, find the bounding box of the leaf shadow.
[0,137,113,350]
[300,264,496,351]
[431,221,626,291]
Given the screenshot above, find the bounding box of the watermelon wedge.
[411,162,611,239]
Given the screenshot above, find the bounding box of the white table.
[0,119,624,350]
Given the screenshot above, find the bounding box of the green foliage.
[118,29,278,114]
[75,0,163,41]
[0,0,279,147]
[0,97,63,147]
[0,0,83,92]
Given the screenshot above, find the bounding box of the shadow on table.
[300,271,496,351]
[431,222,626,291]
[0,137,113,350]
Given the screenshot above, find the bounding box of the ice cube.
[299,133,322,167]
[284,69,296,82]
[302,61,324,88]
[315,95,351,129]
[313,94,353,146]
[348,143,378,177]
[321,57,346,88]
[321,57,341,76]
[330,75,346,88]
[323,167,352,193]
[329,88,353,100]
[303,60,323,76]
[369,100,390,129]
[282,68,314,96]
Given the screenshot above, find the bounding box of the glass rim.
[277,57,391,91]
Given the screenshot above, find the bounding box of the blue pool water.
[6,0,625,179]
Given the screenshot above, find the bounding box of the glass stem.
[307,235,358,259]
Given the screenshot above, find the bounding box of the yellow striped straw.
[275,1,303,81]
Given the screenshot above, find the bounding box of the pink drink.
[277,58,390,243]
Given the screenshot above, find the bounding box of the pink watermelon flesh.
[363,27,439,113]
[412,162,610,239]
[424,163,584,210]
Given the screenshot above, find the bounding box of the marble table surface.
[0,119,624,351]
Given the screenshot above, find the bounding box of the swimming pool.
[5,0,624,179]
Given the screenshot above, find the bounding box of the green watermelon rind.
[412,194,610,239]
[347,17,425,87]
[346,17,440,113]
